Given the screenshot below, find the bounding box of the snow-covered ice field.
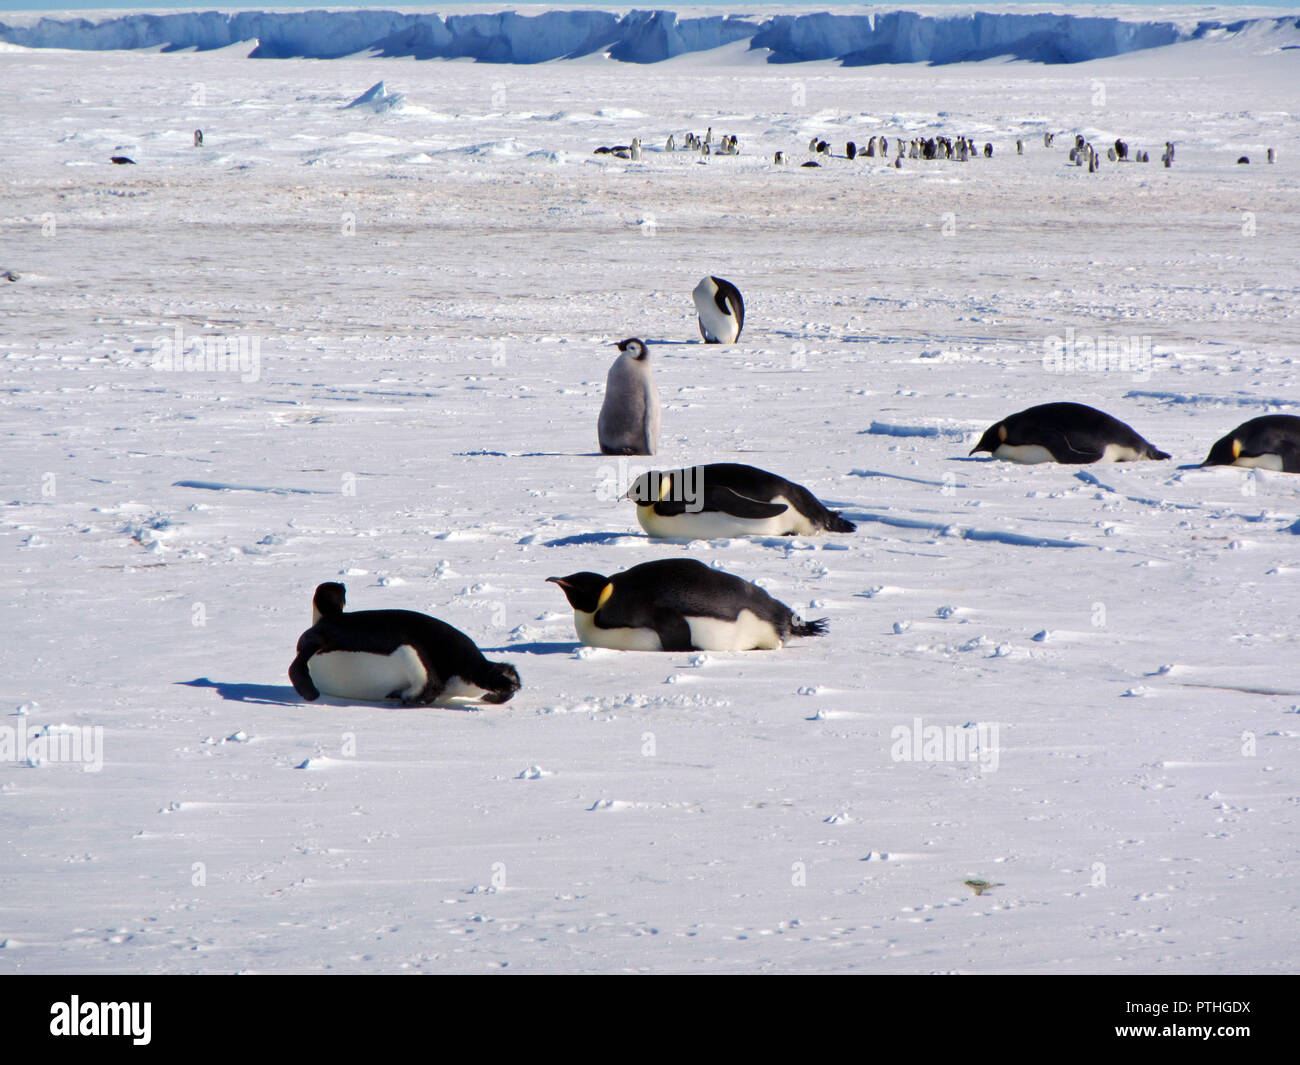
[1,8,1298,973]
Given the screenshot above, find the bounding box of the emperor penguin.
[289,583,520,706]
[692,275,745,344]
[625,462,856,538]
[969,402,1170,464]
[598,338,660,456]
[547,559,827,652]
[194,129,203,148]
[1199,415,1300,473]
[666,133,676,152]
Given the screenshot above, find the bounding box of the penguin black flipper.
[654,484,788,520]
[702,464,853,532]
[652,608,696,652]
[1276,442,1300,474]
[1046,428,1106,464]
[713,280,744,338]
[289,628,328,700]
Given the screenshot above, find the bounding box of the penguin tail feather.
[823,512,856,533]
[790,617,829,638]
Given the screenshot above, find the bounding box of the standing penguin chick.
[289,583,520,706]
[598,338,660,456]
[692,275,745,344]
[969,402,1170,464]
[625,463,856,538]
[547,559,827,652]
[1199,415,1300,472]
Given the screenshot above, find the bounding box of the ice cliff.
[0,8,1295,65]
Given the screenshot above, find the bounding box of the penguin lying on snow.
[548,559,827,652]
[969,402,1169,464]
[692,275,744,343]
[625,463,856,538]
[289,583,520,706]
[1200,415,1300,472]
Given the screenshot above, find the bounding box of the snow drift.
[0,8,1296,65]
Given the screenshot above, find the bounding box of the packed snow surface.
[0,11,1298,973]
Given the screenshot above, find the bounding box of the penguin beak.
[546,576,569,588]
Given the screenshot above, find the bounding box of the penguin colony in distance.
[1199,415,1300,472]
[692,275,745,344]
[625,463,857,539]
[547,560,827,652]
[969,403,1170,465]
[598,338,660,456]
[290,583,520,706]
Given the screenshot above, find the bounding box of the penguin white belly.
[308,646,427,701]
[636,497,814,538]
[686,610,782,651]
[992,443,1056,464]
[439,676,491,702]
[573,610,664,651]
[1098,442,1143,462]
[1231,453,1284,471]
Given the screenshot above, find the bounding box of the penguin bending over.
[692,275,744,344]
[598,338,660,456]
[1199,415,1300,473]
[547,559,827,652]
[969,402,1170,464]
[625,462,856,538]
[289,583,520,706]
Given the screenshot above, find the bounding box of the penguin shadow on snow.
[479,640,582,657]
[179,677,301,706]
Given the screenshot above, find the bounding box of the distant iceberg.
[0,8,1296,66]
[344,81,407,113]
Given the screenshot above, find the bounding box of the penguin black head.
[312,582,346,622]
[624,469,667,505]
[547,573,610,613]
[616,338,648,361]
[969,422,1006,457]
[1200,435,1241,468]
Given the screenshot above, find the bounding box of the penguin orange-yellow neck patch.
[597,583,614,609]
[997,424,1007,442]
[1232,438,1242,459]
[658,476,670,502]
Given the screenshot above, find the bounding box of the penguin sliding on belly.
[969,402,1170,464]
[692,275,745,343]
[289,583,520,706]
[547,559,827,652]
[625,463,856,538]
[1199,414,1300,472]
